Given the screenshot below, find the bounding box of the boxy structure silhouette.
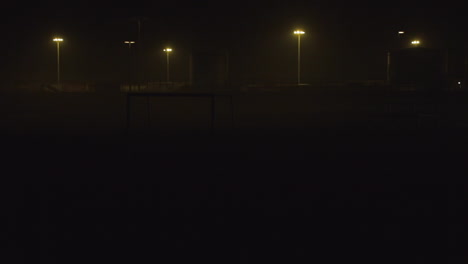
[190,50,230,91]
[389,47,447,91]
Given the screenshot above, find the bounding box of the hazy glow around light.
[124,41,135,44]
[411,40,420,45]
[398,31,405,34]
[294,30,305,35]
[164,48,172,52]
[53,38,63,42]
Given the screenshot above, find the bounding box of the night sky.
[1,1,466,85]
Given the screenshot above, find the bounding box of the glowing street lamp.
[53,38,63,89]
[294,30,305,85]
[124,41,135,48]
[397,31,406,45]
[124,41,136,86]
[398,31,405,42]
[411,40,421,46]
[163,48,172,82]
[387,31,406,83]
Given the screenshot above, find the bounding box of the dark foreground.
[2,131,466,264]
[2,130,468,179]
[1,90,466,264]
[3,181,465,264]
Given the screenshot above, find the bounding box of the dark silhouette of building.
[389,47,447,91]
[190,49,229,91]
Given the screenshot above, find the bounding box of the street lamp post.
[53,38,63,89]
[163,48,172,82]
[387,50,391,84]
[411,40,421,46]
[124,40,135,50]
[124,41,136,89]
[387,31,406,84]
[294,30,305,85]
[397,31,405,49]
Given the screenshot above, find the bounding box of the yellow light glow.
[411,40,420,45]
[164,48,172,52]
[124,41,135,44]
[294,30,305,35]
[53,38,63,42]
[398,31,405,34]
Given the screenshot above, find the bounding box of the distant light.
[164,48,172,52]
[124,41,135,44]
[458,82,461,85]
[53,38,63,42]
[294,30,305,35]
[411,40,420,45]
[398,31,405,34]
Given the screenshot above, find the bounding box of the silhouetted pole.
[387,31,404,84]
[189,54,193,86]
[225,51,230,88]
[294,30,305,85]
[57,42,60,88]
[137,20,141,89]
[387,51,391,84]
[124,41,135,89]
[53,38,63,89]
[128,43,132,86]
[298,34,301,85]
[167,51,170,82]
[130,16,149,86]
[398,31,405,49]
[465,54,467,89]
[445,50,449,76]
[138,20,141,44]
[164,48,172,82]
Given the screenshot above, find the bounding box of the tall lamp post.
[53,38,63,89]
[124,41,136,88]
[387,31,405,84]
[294,30,305,85]
[398,31,405,44]
[163,48,172,82]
